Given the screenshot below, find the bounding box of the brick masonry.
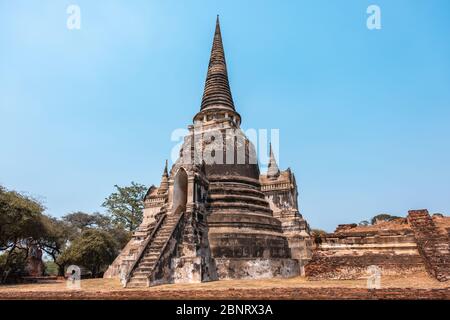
[305,210,450,282]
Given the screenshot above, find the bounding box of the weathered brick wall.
[306,211,450,281]
[408,210,450,282]
[305,252,425,280]
[305,220,427,280]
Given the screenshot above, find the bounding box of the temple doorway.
[172,168,188,212]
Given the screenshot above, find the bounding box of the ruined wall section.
[408,210,449,282]
[305,219,426,280]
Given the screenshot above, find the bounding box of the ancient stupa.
[104,16,312,287]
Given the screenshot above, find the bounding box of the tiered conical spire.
[200,16,235,112]
[267,143,280,179]
[159,160,169,192]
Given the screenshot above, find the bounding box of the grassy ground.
[0,272,448,299]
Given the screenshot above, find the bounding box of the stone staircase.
[103,220,158,279]
[126,211,184,288]
[408,210,450,282]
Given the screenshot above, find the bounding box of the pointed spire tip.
[197,14,235,113]
[163,159,168,176]
[267,143,280,178]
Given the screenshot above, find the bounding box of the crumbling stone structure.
[305,210,449,282]
[407,210,450,282]
[104,17,312,287]
[260,144,312,274]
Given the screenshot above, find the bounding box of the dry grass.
[0,271,448,295]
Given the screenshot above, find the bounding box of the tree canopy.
[58,229,117,277]
[370,213,401,225]
[0,182,141,282]
[102,182,147,232]
[0,186,47,282]
[0,186,46,251]
[62,211,111,232]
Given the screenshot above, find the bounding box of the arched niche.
[172,168,188,211]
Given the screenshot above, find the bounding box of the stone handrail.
[124,213,167,287]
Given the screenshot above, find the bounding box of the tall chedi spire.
[194,16,241,125]
[267,143,280,179]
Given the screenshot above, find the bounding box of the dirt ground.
[0,272,449,300]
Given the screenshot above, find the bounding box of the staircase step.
[129,276,147,281]
[136,267,153,272]
[134,270,152,275]
[145,252,160,257]
[127,280,148,287]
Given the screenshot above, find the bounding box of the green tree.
[39,212,131,276]
[38,216,72,276]
[105,224,131,252]
[0,186,46,283]
[59,229,118,277]
[63,211,131,249]
[62,211,111,231]
[44,261,59,276]
[102,182,147,232]
[0,186,46,248]
[0,249,27,282]
[370,213,401,225]
[311,229,327,245]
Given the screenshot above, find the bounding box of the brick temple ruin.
[104,17,449,287]
[305,209,449,282]
[104,17,312,287]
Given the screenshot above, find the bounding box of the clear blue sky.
[1,0,449,231]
